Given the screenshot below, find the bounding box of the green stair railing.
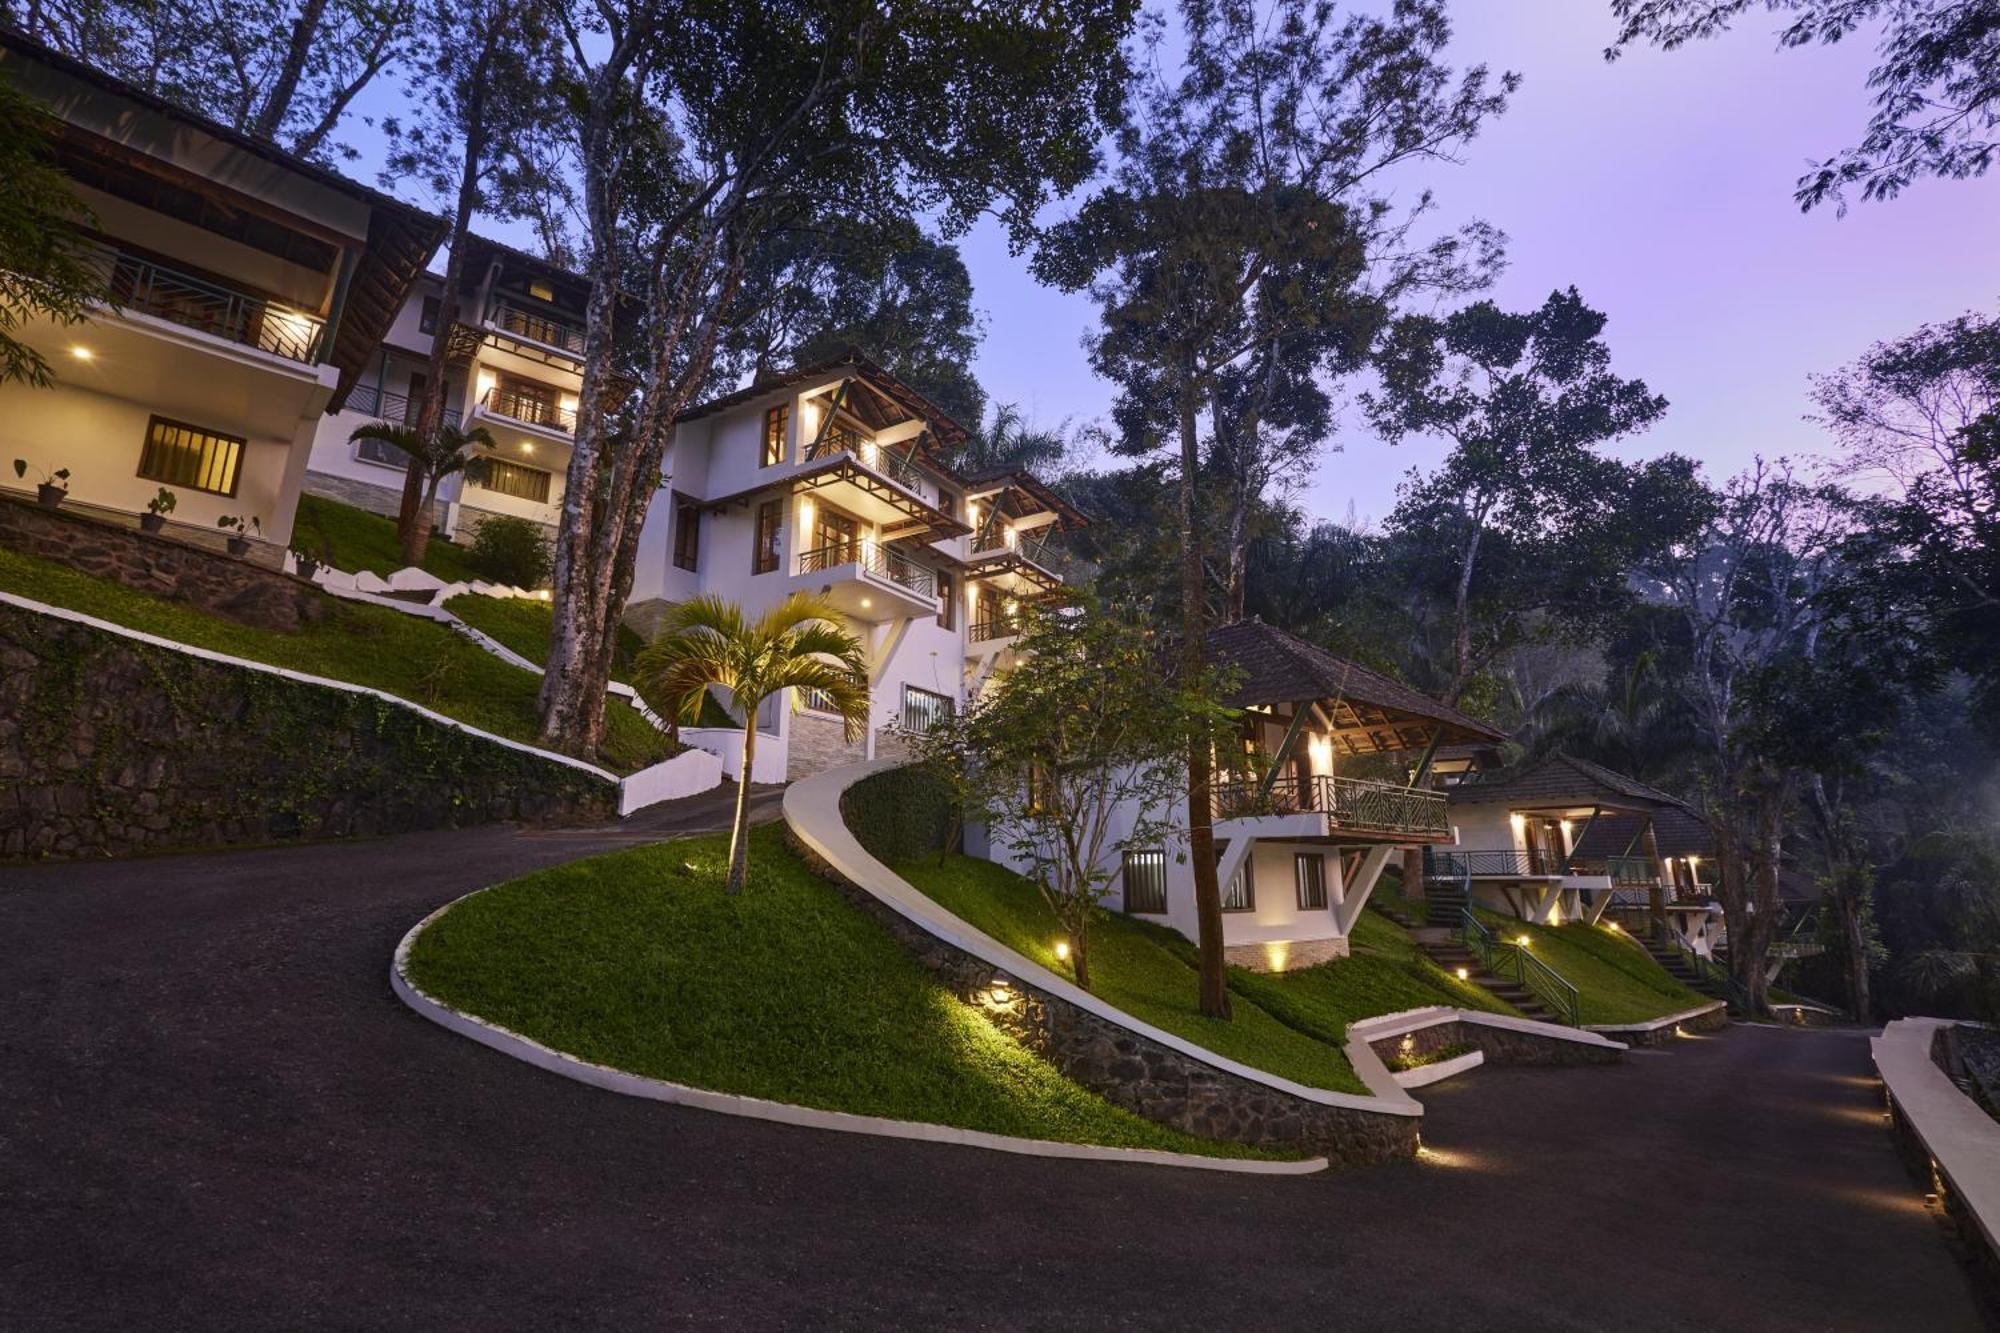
[1460,907,1581,1027]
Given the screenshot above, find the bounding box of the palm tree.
[632,593,869,894]
[347,421,497,567]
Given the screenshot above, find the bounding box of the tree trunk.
[1445,521,1484,707]
[725,718,757,896]
[405,475,442,567]
[1402,846,1426,903]
[1180,386,1229,1020]
[394,464,427,568]
[247,0,331,141]
[1071,926,1091,993]
[1835,888,1871,1020]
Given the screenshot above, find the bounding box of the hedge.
[841,764,957,863]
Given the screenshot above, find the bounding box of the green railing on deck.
[1460,906,1581,1027]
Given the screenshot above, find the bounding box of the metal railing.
[795,541,936,599]
[1212,773,1450,838]
[1652,922,1748,1008]
[97,246,324,363]
[1015,530,1073,580]
[345,384,461,429]
[481,384,575,433]
[1569,855,1662,885]
[1426,849,1542,878]
[900,687,955,736]
[804,425,929,494]
[489,300,586,356]
[969,614,1020,642]
[1462,907,1581,1027]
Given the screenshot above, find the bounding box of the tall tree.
[1606,0,2000,210]
[535,0,1138,760]
[1364,287,1684,707]
[378,0,560,565]
[1038,0,1511,1017]
[0,78,104,389]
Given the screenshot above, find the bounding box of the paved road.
[2,802,1985,1332]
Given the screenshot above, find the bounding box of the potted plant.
[13,459,71,508]
[217,514,262,556]
[141,487,177,534]
[288,537,326,581]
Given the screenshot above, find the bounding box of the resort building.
[626,351,1085,781]
[303,236,588,543]
[980,619,1504,972]
[0,32,443,553]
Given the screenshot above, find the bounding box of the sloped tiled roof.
[1572,806,1713,859]
[676,348,971,447]
[1448,753,1688,811]
[1205,620,1503,746]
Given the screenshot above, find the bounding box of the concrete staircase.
[1424,881,1468,928]
[1417,933,1557,1023]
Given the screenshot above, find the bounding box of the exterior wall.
[1447,801,1521,854]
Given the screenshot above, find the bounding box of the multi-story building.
[0,32,442,553]
[304,235,588,542]
[627,351,1085,781]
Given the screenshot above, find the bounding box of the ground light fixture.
[1517,935,1531,947]
[1455,967,1469,980]
[1053,940,1070,962]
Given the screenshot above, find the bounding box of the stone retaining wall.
[0,494,321,632]
[0,601,616,859]
[787,828,1418,1168]
[1590,1002,1731,1048]
[1368,1017,1624,1070]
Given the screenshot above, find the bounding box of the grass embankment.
[292,494,478,583]
[449,594,646,679]
[1478,909,1710,1025]
[896,854,1522,1096]
[407,827,1275,1159]
[0,543,672,774]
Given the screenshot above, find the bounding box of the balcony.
[794,540,938,622]
[1571,855,1662,886]
[345,384,461,430]
[804,425,929,496]
[96,247,325,364]
[1426,849,1546,879]
[479,384,575,435]
[969,613,1021,645]
[489,299,586,357]
[1212,773,1451,841]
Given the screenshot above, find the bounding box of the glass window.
[673,502,700,572]
[418,295,440,335]
[762,404,790,467]
[1122,850,1168,915]
[474,458,552,503]
[752,499,781,574]
[937,571,955,631]
[137,417,242,496]
[900,685,955,735]
[1295,853,1327,911]
[1219,848,1255,912]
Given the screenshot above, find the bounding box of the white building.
[985,619,1504,972]
[303,235,588,543]
[0,32,442,554]
[626,352,1086,781]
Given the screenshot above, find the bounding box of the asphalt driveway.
[1,803,1983,1331]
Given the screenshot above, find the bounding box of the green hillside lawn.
[0,543,672,774]
[406,827,1276,1159]
[897,854,1524,1095]
[292,494,478,583]
[1477,909,1710,1025]
[449,594,647,679]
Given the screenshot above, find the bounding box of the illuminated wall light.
[476,369,497,399]
[70,345,93,361]
[520,441,535,454]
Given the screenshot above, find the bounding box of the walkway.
[1,812,1984,1331]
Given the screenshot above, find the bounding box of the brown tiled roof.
[961,466,1089,528]
[1448,753,1689,811]
[1572,806,1714,859]
[1204,620,1503,747]
[677,349,971,448]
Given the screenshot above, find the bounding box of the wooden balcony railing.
[490,300,587,356]
[96,246,324,363]
[481,385,575,433]
[795,541,936,599]
[1213,773,1449,838]
[969,614,1020,642]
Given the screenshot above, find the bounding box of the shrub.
[842,765,957,864]
[466,516,552,588]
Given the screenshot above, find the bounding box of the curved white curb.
[785,760,1422,1117]
[1395,1049,1484,1089]
[392,898,1328,1176]
[1584,1000,1728,1038]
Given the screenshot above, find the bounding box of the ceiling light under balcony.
[70,345,93,361]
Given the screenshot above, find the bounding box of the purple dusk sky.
[955,0,2000,526]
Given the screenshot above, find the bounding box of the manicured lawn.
[0,543,672,774]
[292,493,479,583]
[449,593,646,679]
[898,854,1379,1094]
[1477,909,1710,1025]
[407,827,1275,1158]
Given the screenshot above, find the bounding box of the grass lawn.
[292,493,479,583]
[0,543,672,774]
[406,827,1276,1158]
[1477,909,1710,1025]
[449,593,646,679]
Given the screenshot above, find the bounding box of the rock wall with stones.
[0,495,322,632]
[1369,1016,1624,1070]
[1592,1002,1730,1047]
[787,711,867,782]
[0,602,616,860]
[788,828,1419,1168]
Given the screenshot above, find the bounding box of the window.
[762,404,790,467]
[673,502,701,572]
[419,295,440,335]
[1219,848,1255,912]
[752,499,781,574]
[474,458,552,503]
[355,435,410,471]
[937,571,955,631]
[900,685,955,735]
[1122,850,1168,915]
[527,279,556,302]
[798,686,836,714]
[137,417,242,496]
[1295,853,1328,911]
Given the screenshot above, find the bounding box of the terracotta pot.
[36,484,65,508]
[139,512,166,534]
[226,536,252,557]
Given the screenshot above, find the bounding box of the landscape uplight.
[1054,940,1071,962]
[1455,967,1469,981]
[1517,934,1531,947]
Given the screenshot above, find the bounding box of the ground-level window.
[1220,849,1255,912]
[900,685,954,735]
[1122,849,1167,914]
[673,501,700,571]
[762,404,790,467]
[752,499,781,574]
[1295,852,1327,910]
[137,416,243,496]
[355,433,410,471]
[474,458,552,504]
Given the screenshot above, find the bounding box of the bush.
[843,765,957,863]
[465,516,552,588]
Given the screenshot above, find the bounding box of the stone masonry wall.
[0,601,616,860]
[788,711,867,782]
[0,495,322,632]
[1369,1017,1623,1070]
[302,470,447,528]
[788,828,1419,1168]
